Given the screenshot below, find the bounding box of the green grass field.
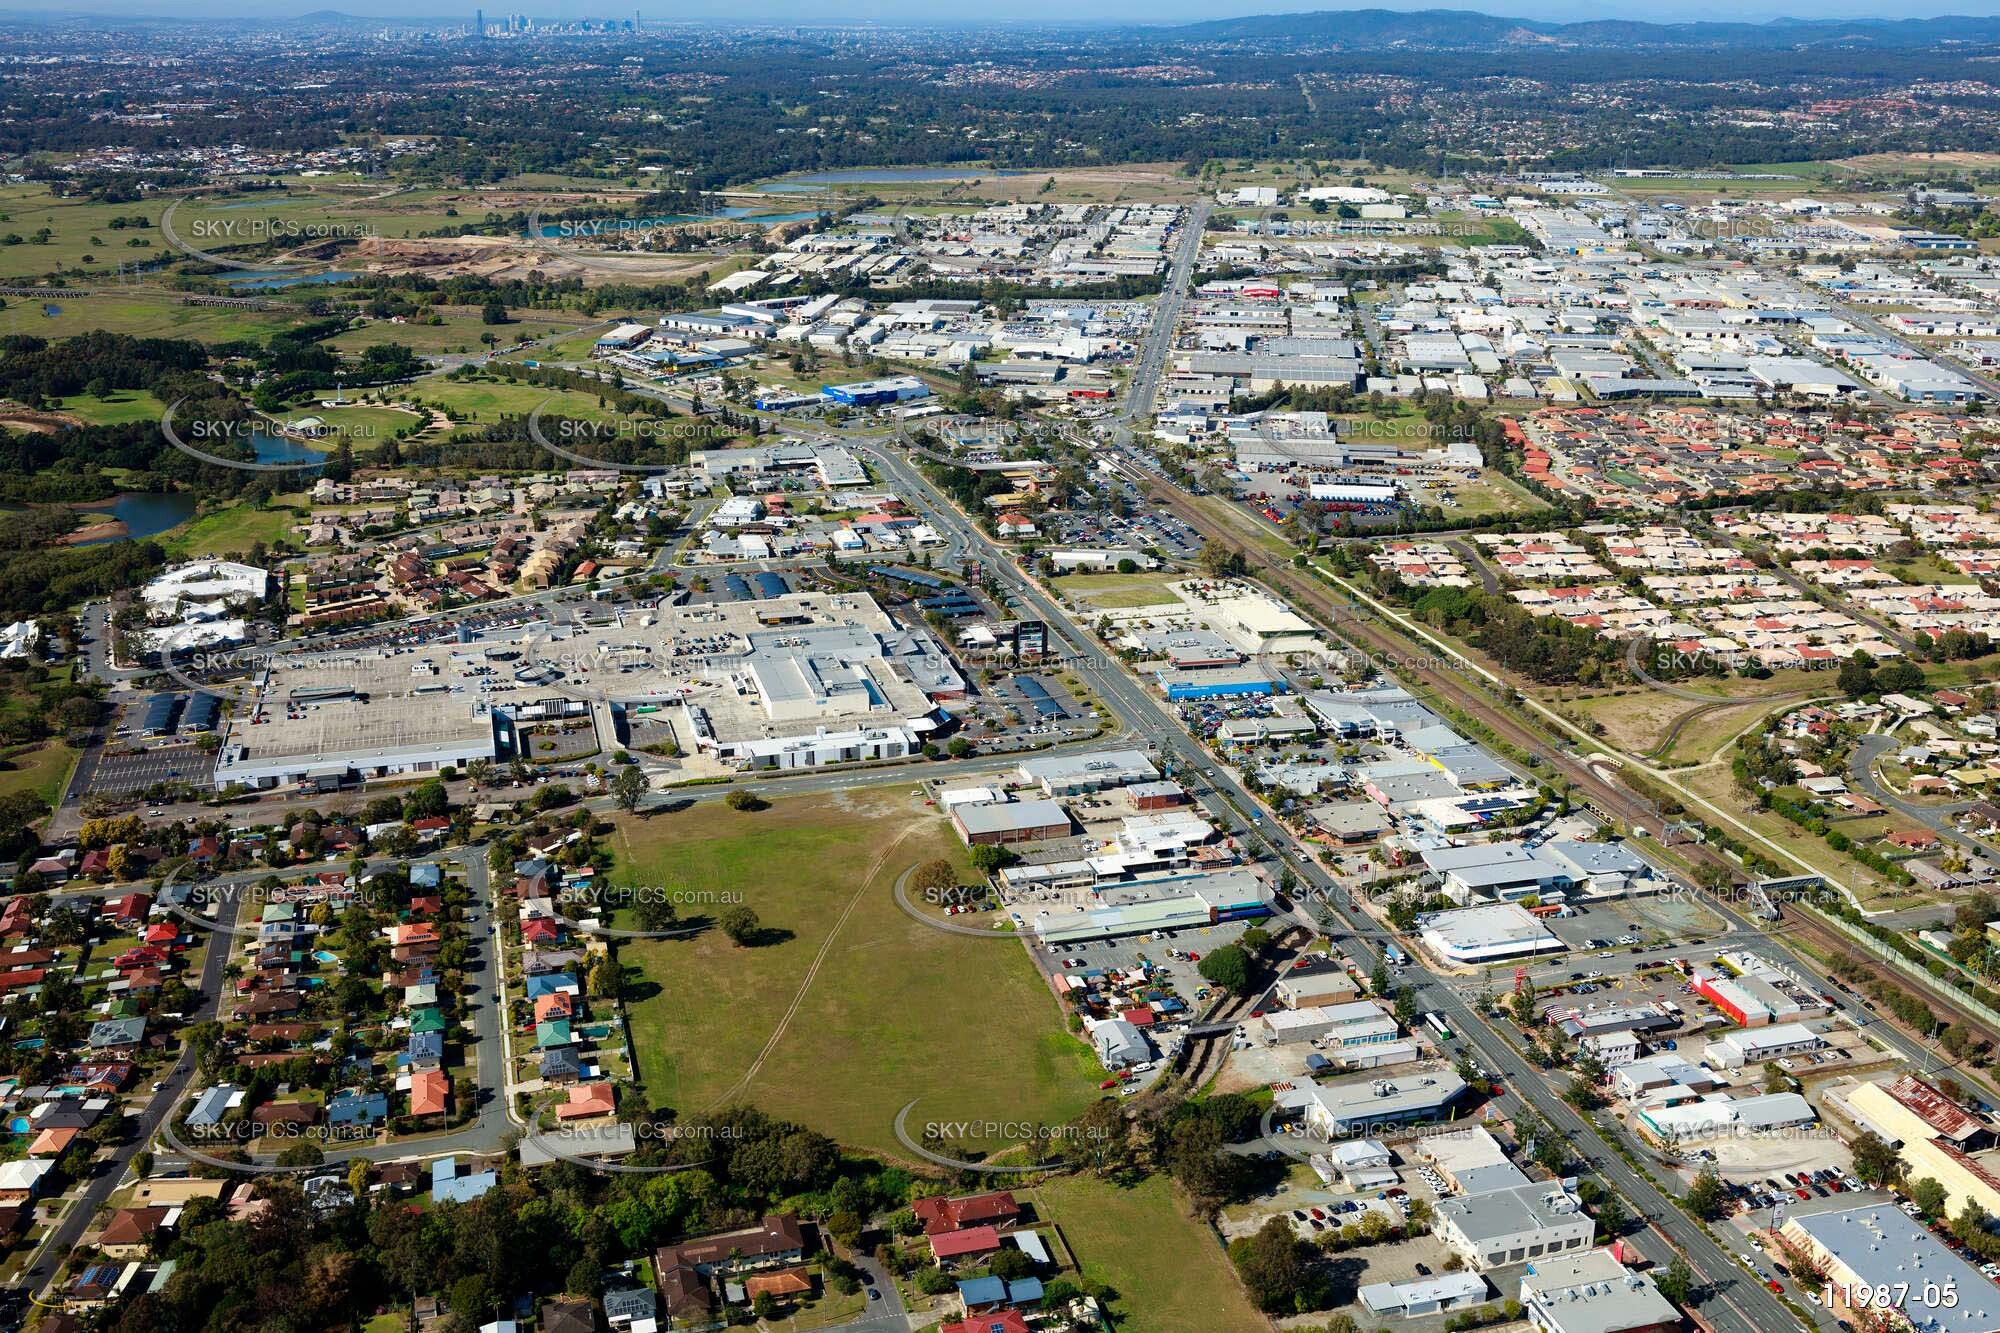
[326,309,584,358]
[1028,1174,1261,1332]
[0,292,301,343]
[47,390,166,426]
[418,374,629,426]
[161,503,308,559]
[0,741,76,813]
[277,403,423,446]
[613,788,1102,1157]
[1053,572,1185,609]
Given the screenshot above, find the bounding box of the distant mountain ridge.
[1165,7,2000,48]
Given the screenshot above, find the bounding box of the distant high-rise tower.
[474,7,484,37]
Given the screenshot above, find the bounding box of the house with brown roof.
[743,1269,815,1303]
[539,1296,595,1333]
[252,1102,320,1130]
[656,1258,713,1324]
[912,1190,1022,1236]
[97,1205,170,1260]
[655,1214,807,1279]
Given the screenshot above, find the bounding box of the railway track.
[1130,473,1748,871]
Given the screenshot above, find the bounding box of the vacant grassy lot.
[326,309,583,358]
[1054,572,1185,609]
[0,292,300,343]
[1560,674,1834,764]
[276,403,423,447]
[1442,470,1547,518]
[161,503,307,560]
[1681,763,1924,911]
[614,787,1100,1157]
[1027,1173,1260,1333]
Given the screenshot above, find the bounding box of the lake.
[250,431,327,467]
[72,492,198,546]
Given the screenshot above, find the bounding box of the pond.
[249,430,328,467]
[71,492,199,546]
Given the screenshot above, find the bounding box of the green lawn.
[0,741,76,812]
[48,390,166,426]
[418,374,629,426]
[276,403,424,448]
[1028,1173,1262,1332]
[613,788,1102,1158]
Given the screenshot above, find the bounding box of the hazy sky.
[21,0,2000,25]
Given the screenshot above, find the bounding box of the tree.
[1656,1255,1696,1307]
[967,843,1019,874]
[480,300,510,325]
[826,1210,863,1248]
[911,860,957,898]
[1913,1176,1950,1218]
[752,1292,778,1319]
[1198,943,1252,994]
[276,1141,324,1168]
[633,894,678,935]
[1593,1195,1628,1239]
[718,905,761,946]
[612,764,648,813]
[1198,540,1248,578]
[404,778,449,821]
[946,737,974,759]
[1851,1131,1901,1187]
[1684,1167,1725,1221]
[723,789,763,812]
[1228,1217,1334,1313]
[1838,653,1877,700]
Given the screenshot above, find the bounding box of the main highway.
[842,215,1825,1333]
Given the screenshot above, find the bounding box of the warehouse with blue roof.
[823,375,930,408]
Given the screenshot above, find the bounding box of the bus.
[1424,1012,1454,1041]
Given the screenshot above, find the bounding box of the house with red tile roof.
[409,1069,449,1119]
